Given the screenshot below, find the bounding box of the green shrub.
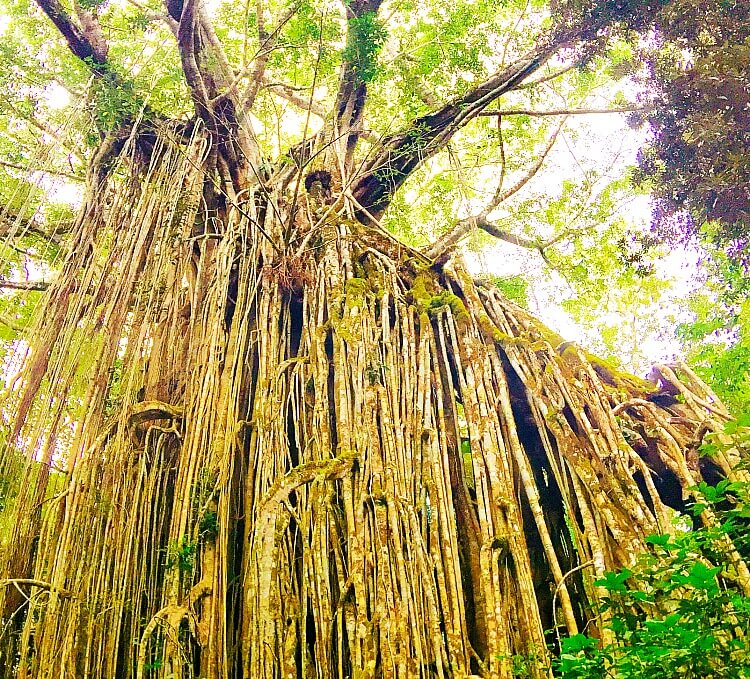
[554,421,750,678]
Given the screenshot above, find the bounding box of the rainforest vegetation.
[0,0,747,676]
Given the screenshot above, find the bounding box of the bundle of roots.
[0,125,745,679]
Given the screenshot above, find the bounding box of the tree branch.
[165,0,261,174]
[517,63,577,89]
[238,3,301,111]
[124,0,178,34]
[0,280,50,291]
[495,115,506,198]
[0,160,83,182]
[351,48,553,220]
[176,0,208,107]
[490,117,565,206]
[0,314,25,332]
[173,0,234,102]
[331,0,385,179]
[165,0,183,23]
[0,578,73,598]
[35,0,109,74]
[478,105,647,117]
[73,0,108,62]
[261,79,327,119]
[348,1,659,222]
[431,215,542,258]
[197,7,237,88]
[424,117,565,260]
[0,208,69,245]
[1,100,77,153]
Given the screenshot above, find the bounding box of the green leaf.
[686,561,721,590]
[595,568,632,593]
[561,633,600,653]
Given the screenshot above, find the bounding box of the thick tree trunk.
[0,124,745,679]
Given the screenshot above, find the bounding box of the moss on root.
[344,277,369,309]
[407,272,470,326]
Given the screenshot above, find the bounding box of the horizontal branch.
[262,79,327,119]
[0,280,50,291]
[1,216,69,245]
[0,160,83,182]
[478,105,646,117]
[0,578,73,598]
[431,216,541,259]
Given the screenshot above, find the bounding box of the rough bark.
[0,122,745,679]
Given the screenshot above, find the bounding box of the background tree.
[0,0,746,678]
[632,0,750,263]
[626,0,750,413]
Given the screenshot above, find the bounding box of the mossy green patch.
[357,257,385,293]
[586,352,657,393]
[475,310,530,344]
[558,344,657,394]
[426,291,469,323]
[527,316,567,349]
[329,277,372,341]
[408,272,437,309]
[344,277,369,309]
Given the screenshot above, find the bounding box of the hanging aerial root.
[0,184,746,679]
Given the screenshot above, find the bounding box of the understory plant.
[555,419,750,678]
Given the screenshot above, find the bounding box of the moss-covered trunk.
[0,125,746,679]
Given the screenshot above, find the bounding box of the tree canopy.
[0,0,699,368]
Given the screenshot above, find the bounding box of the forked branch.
[348,3,653,222]
[238,3,302,110]
[262,79,327,120]
[351,49,552,220]
[331,0,385,178]
[0,578,74,598]
[424,117,566,260]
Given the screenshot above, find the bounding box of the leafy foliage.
[77,0,106,11]
[555,421,750,678]
[343,11,387,84]
[166,539,197,574]
[0,1,748,677]
[483,274,529,308]
[677,256,750,414]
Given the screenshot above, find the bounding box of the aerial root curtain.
[0,125,746,679]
